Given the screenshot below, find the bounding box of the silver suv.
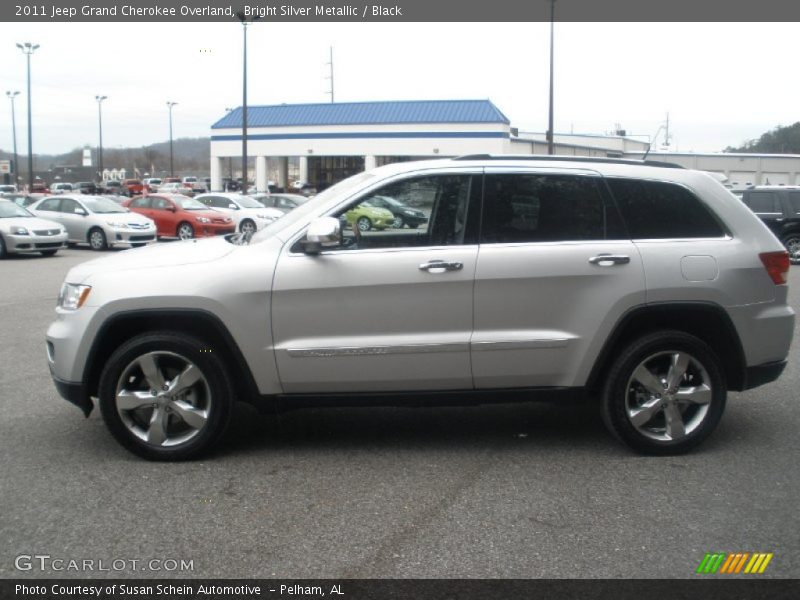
[46,156,795,460]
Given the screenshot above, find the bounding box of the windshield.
[176,197,208,210]
[82,197,127,214]
[0,201,32,218]
[237,195,264,208]
[250,171,376,244]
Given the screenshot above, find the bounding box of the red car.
[121,179,144,197]
[122,194,235,239]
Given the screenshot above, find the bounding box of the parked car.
[143,178,162,193]
[75,181,99,195]
[51,182,75,194]
[30,182,50,194]
[121,179,144,197]
[46,156,794,460]
[29,194,156,251]
[158,182,194,196]
[182,176,207,194]
[363,194,428,229]
[194,193,284,235]
[0,184,17,193]
[122,193,235,239]
[0,199,67,258]
[251,193,311,214]
[2,193,45,208]
[739,186,800,263]
[343,200,395,231]
[104,180,123,195]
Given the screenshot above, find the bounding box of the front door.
[271,171,482,394]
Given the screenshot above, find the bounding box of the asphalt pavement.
[1,246,798,579]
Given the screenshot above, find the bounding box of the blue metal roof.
[212,100,510,129]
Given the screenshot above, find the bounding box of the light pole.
[95,95,107,183]
[225,107,235,188]
[167,101,177,177]
[236,11,261,195]
[17,42,39,190]
[5,91,20,187]
[547,0,556,155]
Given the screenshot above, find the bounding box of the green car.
[343,201,395,231]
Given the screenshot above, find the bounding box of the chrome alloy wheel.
[625,351,713,442]
[115,351,211,448]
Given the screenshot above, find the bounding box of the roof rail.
[452,154,685,169]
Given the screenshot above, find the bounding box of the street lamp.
[17,42,39,190]
[547,0,556,155]
[225,107,235,188]
[167,101,178,177]
[236,11,261,195]
[95,95,107,183]
[5,91,20,187]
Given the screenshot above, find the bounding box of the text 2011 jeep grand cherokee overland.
[46,156,795,460]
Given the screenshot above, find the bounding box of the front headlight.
[256,214,275,221]
[106,222,125,229]
[196,217,211,223]
[12,226,29,235]
[58,283,92,310]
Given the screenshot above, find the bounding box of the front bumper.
[51,372,93,416]
[6,232,67,253]
[108,227,157,246]
[197,224,236,237]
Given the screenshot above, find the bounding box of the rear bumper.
[742,360,788,391]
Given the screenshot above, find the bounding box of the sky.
[0,21,797,156]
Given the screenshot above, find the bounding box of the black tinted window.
[607,179,725,239]
[744,192,781,214]
[787,192,800,214]
[481,174,612,243]
[37,198,61,212]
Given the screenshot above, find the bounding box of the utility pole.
[95,95,107,182]
[17,42,39,190]
[547,1,556,155]
[236,11,261,195]
[167,101,177,177]
[6,91,20,187]
[326,46,335,103]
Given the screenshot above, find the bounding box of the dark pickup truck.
[740,186,800,263]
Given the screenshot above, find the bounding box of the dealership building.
[209,99,800,191]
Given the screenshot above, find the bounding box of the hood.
[99,212,153,226]
[65,236,237,283]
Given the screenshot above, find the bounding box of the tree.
[725,123,800,154]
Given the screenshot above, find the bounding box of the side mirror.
[167,206,177,212]
[301,217,341,254]
[229,203,239,210]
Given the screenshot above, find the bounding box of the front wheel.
[98,331,234,460]
[601,331,726,455]
[88,228,108,251]
[356,216,372,232]
[177,222,195,240]
[392,214,405,229]
[781,233,800,264]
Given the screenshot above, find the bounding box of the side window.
[744,192,781,214]
[130,197,150,209]
[61,199,81,214]
[37,198,61,212]
[481,174,612,243]
[152,198,171,211]
[607,178,725,239]
[330,174,478,250]
[787,192,800,214]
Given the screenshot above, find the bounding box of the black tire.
[0,234,6,259]
[781,233,800,264]
[88,228,108,251]
[177,222,194,240]
[356,216,372,232]
[392,214,405,229]
[40,249,58,257]
[98,331,234,461]
[408,224,420,229]
[601,330,726,455]
[240,219,256,235]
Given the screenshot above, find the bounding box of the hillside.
[725,123,800,154]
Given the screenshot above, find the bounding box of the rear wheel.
[601,331,726,455]
[177,222,194,240]
[88,228,108,251]
[357,216,372,231]
[781,233,800,264]
[98,331,234,461]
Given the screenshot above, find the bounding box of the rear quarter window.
[606,178,725,239]
[743,192,781,214]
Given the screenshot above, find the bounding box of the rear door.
[471,169,646,389]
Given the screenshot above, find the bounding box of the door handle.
[419,260,464,272]
[589,254,630,266]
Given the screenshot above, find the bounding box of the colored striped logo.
[696,552,773,574]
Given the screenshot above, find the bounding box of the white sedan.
[0,199,68,258]
[194,193,284,235]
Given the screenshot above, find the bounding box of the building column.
[210,156,223,192]
[364,155,377,171]
[298,156,309,184]
[277,157,289,189]
[255,155,268,193]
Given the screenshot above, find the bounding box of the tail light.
[759,251,790,285]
